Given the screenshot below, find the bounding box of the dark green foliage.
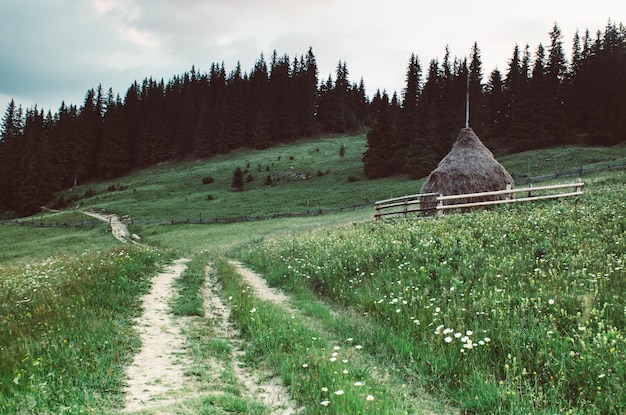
[2,21,626,214]
[231,167,244,192]
[363,91,397,178]
[202,176,215,184]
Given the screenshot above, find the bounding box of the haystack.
[420,127,514,209]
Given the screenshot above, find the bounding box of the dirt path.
[228,261,296,313]
[83,211,132,243]
[202,265,299,414]
[84,210,298,413]
[122,258,191,413]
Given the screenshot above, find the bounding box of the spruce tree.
[484,68,506,144]
[468,42,486,131]
[545,23,568,143]
[0,100,23,209]
[248,53,271,148]
[363,92,396,178]
[231,167,244,191]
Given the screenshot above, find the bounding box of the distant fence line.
[0,203,371,229]
[512,160,626,184]
[2,160,624,229]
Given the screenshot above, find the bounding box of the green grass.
[51,133,424,221]
[213,259,453,414]
[238,171,626,414]
[498,143,626,179]
[2,132,626,414]
[0,245,170,414]
[0,224,118,265]
[44,133,626,224]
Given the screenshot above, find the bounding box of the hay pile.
[420,128,514,209]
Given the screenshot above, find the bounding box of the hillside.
[2,139,626,414]
[37,134,626,225]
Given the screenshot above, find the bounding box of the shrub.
[207,194,215,201]
[347,175,358,182]
[202,176,215,185]
[83,187,97,198]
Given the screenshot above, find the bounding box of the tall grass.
[0,246,170,414]
[238,172,626,414]
[214,259,453,414]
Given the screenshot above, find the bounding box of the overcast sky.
[0,0,623,114]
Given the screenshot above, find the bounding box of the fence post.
[436,194,444,217]
[403,199,408,219]
[575,177,583,193]
[527,183,533,198]
[505,183,512,201]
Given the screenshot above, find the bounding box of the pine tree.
[0,99,23,209]
[527,43,555,147]
[99,94,131,177]
[397,54,421,175]
[13,108,54,213]
[468,42,486,131]
[484,68,506,144]
[72,88,104,185]
[248,53,271,148]
[231,167,244,191]
[363,91,396,178]
[294,48,319,137]
[545,23,568,144]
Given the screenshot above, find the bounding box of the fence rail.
[1,204,371,229]
[375,180,584,220]
[2,158,622,228]
[513,161,626,184]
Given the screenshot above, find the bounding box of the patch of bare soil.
[122,258,191,413]
[83,211,132,243]
[85,209,298,413]
[202,265,300,415]
[228,261,296,313]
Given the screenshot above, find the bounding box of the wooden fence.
[375,179,584,220]
[0,203,371,229]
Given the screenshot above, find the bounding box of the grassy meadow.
[238,171,626,414]
[1,132,625,414]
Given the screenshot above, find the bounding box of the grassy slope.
[238,171,626,413]
[2,133,626,413]
[55,133,423,222]
[50,134,626,222]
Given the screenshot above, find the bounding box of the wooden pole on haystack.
[465,72,470,129]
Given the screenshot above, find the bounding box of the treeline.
[364,21,626,179]
[1,22,625,215]
[0,48,370,214]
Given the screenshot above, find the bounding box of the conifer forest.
[1,22,625,215]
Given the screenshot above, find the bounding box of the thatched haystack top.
[421,128,514,206]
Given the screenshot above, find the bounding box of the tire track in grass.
[202,264,300,415]
[228,260,455,415]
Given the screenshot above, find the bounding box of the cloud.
[2,0,624,114]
